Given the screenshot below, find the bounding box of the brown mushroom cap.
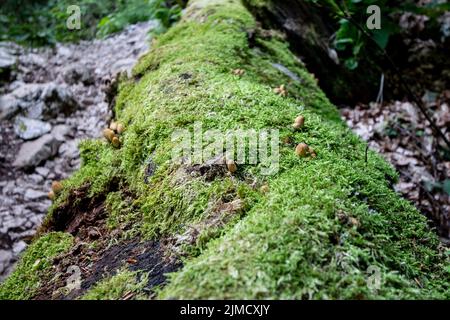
[295,143,309,157]
[103,128,115,142]
[51,181,63,194]
[226,161,237,173]
[112,136,121,148]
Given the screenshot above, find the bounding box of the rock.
[12,205,26,217]
[8,82,78,120]
[112,58,136,76]
[0,94,20,120]
[63,65,95,85]
[51,124,72,141]
[24,189,47,201]
[59,140,79,159]
[0,49,16,70]
[41,83,79,118]
[13,134,61,169]
[1,217,27,232]
[35,166,50,177]
[25,53,46,67]
[0,42,17,80]
[13,116,52,140]
[0,250,13,274]
[12,241,27,255]
[8,80,24,91]
[27,173,44,184]
[56,45,73,59]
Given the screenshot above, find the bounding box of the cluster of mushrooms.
[103,121,125,148]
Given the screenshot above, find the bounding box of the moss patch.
[81,269,148,300]
[0,232,73,300]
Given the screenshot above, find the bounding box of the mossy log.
[0,0,448,300]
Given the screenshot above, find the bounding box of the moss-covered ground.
[1,0,448,299]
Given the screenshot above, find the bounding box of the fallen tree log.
[0,0,448,300]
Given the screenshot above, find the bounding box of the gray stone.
[12,241,27,254]
[63,65,95,85]
[51,124,72,141]
[0,250,13,274]
[13,134,62,169]
[40,83,79,118]
[59,140,79,159]
[11,83,42,101]
[29,215,44,226]
[28,173,44,184]
[9,83,78,120]
[9,229,35,241]
[0,94,20,120]
[35,166,50,177]
[0,42,17,71]
[2,217,27,232]
[8,80,25,91]
[13,116,52,140]
[25,53,46,67]
[56,45,72,58]
[12,205,26,217]
[24,189,47,201]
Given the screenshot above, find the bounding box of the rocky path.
[0,22,155,281]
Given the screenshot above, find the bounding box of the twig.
[376,73,384,105]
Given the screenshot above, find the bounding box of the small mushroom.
[109,121,118,131]
[295,143,309,157]
[308,146,317,158]
[232,69,245,76]
[48,190,55,200]
[103,128,115,142]
[282,136,293,145]
[295,115,304,124]
[116,123,125,134]
[260,184,269,193]
[51,181,63,194]
[274,84,287,97]
[112,136,121,148]
[226,160,237,173]
[348,217,360,228]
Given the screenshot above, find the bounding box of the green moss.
[81,269,148,300]
[0,232,73,300]
[105,191,142,240]
[3,0,449,299]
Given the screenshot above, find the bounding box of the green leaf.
[372,28,390,49]
[344,57,358,70]
[443,179,450,195]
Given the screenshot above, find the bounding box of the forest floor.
[0,21,155,281]
[341,92,450,243]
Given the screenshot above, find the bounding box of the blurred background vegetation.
[0,0,186,46]
[313,0,450,70]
